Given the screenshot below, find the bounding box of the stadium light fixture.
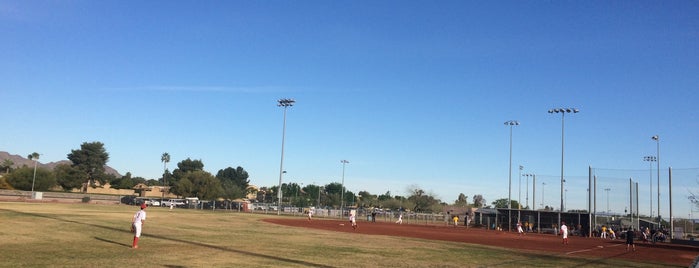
[504,120,519,232]
[340,160,349,217]
[644,155,657,218]
[651,135,660,225]
[523,173,534,209]
[548,107,579,227]
[277,98,295,215]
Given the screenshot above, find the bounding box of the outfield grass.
[0,202,675,267]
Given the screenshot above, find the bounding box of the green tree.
[302,184,322,206]
[357,191,377,207]
[188,170,221,200]
[380,198,403,210]
[1,159,14,173]
[491,198,519,209]
[406,186,441,213]
[322,182,344,208]
[220,180,245,200]
[67,142,110,185]
[173,158,204,175]
[344,190,356,207]
[161,152,170,187]
[216,166,250,199]
[472,194,485,208]
[454,193,468,206]
[378,191,392,201]
[173,178,194,197]
[6,166,56,191]
[171,158,204,184]
[284,182,303,206]
[110,172,136,189]
[54,163,85,191]
[324,182,343,195]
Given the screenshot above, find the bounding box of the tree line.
[0,141,519,213]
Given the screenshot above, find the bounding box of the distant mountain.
[0,151,122,177]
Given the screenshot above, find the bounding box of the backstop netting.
[667,168,699,240]
[527,174,590,212]
[591,167,699,240]
[591,168,644,217]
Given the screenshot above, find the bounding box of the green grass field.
[0,202,671,267]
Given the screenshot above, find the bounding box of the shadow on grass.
[2,208,334,268]
[487,248,675,268]
[94,236,131,248]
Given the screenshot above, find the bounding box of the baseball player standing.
[560,221,569,245]
[131,203,147,249]
[626,227,636,252]
[396,213,403,224]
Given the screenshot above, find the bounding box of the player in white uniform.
[396,213,403,224]
[307,210,313,221]
[560,221,569,245]
[349,213,357,230]
[132,203,147,249]
[517,222,524,235]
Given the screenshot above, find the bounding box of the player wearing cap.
[131,203,147,249]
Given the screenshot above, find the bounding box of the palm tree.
[1,159,13,174]
[161,152,170,198]
[28,152,40,196]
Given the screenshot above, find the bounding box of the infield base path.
[265,218,699,267]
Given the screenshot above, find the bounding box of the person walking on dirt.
[626,227,636,252]
[349,213,357,230]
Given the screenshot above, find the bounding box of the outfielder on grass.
[131,203,147,249]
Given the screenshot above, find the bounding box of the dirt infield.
[265,218,699,267]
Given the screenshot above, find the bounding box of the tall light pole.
[524,174,533,209]
[541,182,546,208]
[277,98,295,215]
[604,188,611,213]
[644,156,656,218]
[532,174,536,210]
[340,160,349,217]
[519,165,523,209]
[505,120,519,232]
[548,107,579,226]
[28,152,40,197]
[652,135,660,225]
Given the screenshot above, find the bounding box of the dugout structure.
[477,166,699,242]
[474,208,590,236]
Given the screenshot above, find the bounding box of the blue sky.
[2,1,698,216]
